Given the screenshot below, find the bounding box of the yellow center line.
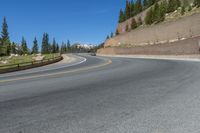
[0,59,112,84]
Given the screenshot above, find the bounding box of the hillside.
[116,0,196,34]
[98,0,200,55]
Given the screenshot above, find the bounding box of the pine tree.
[183,0,189,7]
[135,0,143,14]
[119,9,126,23]
[32,37,38,54]
[1,17,10,56]
[130,1,136,17]
[194,0,200,7]
[61,42,67,54]
[131,18,137,29]
[167,0,177,13]
[10,42,16,54]
[67,40,71,52]
[41,33,49,54]
[176,0,181,9]
[143,0,148,9]
[147,0,156,7]
[52,38,56,53]
[56,44,60,53]
[1,17,9,43]
[145,7,153,25]
[159,2,167,22]
[153,3,160,22]
[21,37,28,54]
[125,0,132,19]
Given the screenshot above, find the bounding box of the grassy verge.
[0,53,61,68]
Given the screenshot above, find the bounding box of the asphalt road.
[0,54,200,133]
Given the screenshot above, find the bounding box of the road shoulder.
[97,54,200,62]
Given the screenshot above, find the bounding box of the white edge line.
[98,54,200,62]
[0,56,87,78]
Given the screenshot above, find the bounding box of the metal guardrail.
[0,56,63,74]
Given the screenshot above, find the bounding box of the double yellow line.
[0,59,112,84]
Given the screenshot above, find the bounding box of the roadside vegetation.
[0,53,60,67]
[104,0,200,39]
[144,0,200,25]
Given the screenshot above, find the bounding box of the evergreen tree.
[1,17,10,56]
[176,0,181,9]
[41,33,49,54]
[158,2,167,22]
[125,0,132,19]
[61,42,67,54]
[135,0,143,14]
[21,37,28,54]
[194,0,200,7]
[130,1,136,17]
[167,0,177,13]
[67,40,71,52]
[52,38,56,53]
[1,17,9,43]
[10,42,16,54]
[56,44,60,53]
[67,40,71,49]
[153,2,160,22]
[119,9,126,23]
[32,37,38,54]
[148,0,156,7]
[143,0,148,9]
[145,7,154,24]
[183,0,189,7]
[131,18,137,29]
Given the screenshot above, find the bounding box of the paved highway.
[0,54,200,133]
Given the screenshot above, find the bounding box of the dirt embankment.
[98,36,200,55]
[105,13,200,48]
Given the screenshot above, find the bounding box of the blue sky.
[0,0,126,48]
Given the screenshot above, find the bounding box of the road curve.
[0,54,200,133]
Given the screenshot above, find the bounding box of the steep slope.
[98,0,200,55]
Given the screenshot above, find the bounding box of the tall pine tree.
[67,40,71,49]
[1,17,10,56]
[32,37,38,54]
[135,0,143,14]
[41,33,49,54]
[21,37,28,54]
[52,38,56,53]
[119,9,125,23]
